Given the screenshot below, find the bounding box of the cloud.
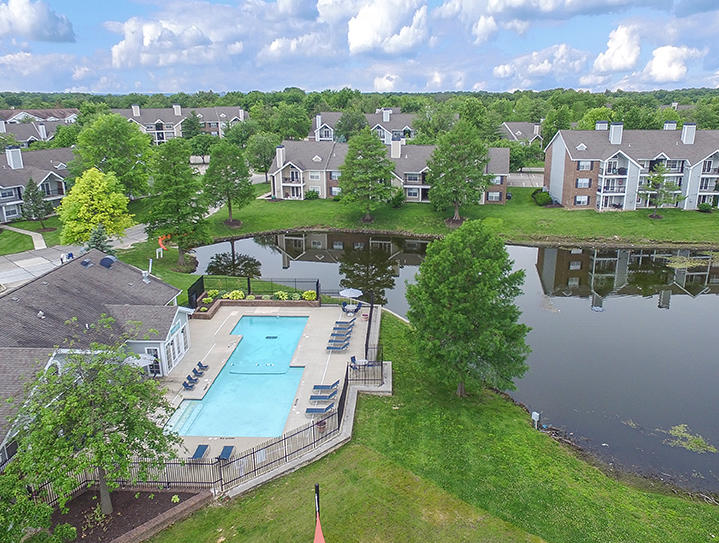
[642,44,704,82]
[502,18,529,34]
[0,0,74,41]
[578,73,609,86]
[348,1,428,55]
[472,15,497,44]
[258,33,332,61]
[593,25,640,72]
[276,0,318,19]
[374,73,399,91]
[493,43,588,81]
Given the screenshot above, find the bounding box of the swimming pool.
[166,315,308,437]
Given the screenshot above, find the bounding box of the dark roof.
[0,249,181,349]
[0,147,74,189]
[487,147,510,175]
[0,109,78,122]
[0,347,54,444]
[311,110,416,134]
[111,106,247,126]
[105,304,179,340]
[389,145,434,176]
[3,121,62,143]
[500,122,542,142]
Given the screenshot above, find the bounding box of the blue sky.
[1,0,719,94]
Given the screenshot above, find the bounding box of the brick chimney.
[5,147,23,170]
[131,104,140,117]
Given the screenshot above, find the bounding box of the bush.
[262,294,271,300]
[388,186,405,208]
[207,289,219,297]
[698,202,713,213]
[291,292,301,300]
[199,307,208,312]
[227,289,245,300]
[532,189,552,206]
[332,194,341,201]
[305,190,319,200]
[246,294,256,300]
[201,297,214,304]
[274,290,289,300]
[302,290,317,301]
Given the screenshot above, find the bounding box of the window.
[491,176,503,185]
[145,348,161,376]
[405,173,420,183]
[567,277,580,288]
[700,178,714,191]
[309,185,321,194]
[210,131,218,136]
[574,195,589,206]
[576,178,591,189]
[703,160,714,173]
[332,241,344,250]
[487,191,502,202]
[290,170,300,182]
[309,171,320,181]
[353,242,365,249]
[570,248,583,254]
[165,123,173,129]
[330,171,340,180]
[4,206,19,217]
[330,186,341,196]
[311,240,322,249]
[578,160,592,171]
[639,160,649,170]
[666,159,681,171]
[145,124,154,130]
[392,130,402,139]
[319,127,332,139]
[376,127,384,139]
[209,122,218,128]
[406,188,419,198]
[569,261,582,271]
[0,189,14,199]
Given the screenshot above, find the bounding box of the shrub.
[698,202,713,213]
[332,194,341,201]
[199,307,208,312]
[532,189,552,206]
[207,289,219,297]
[201,297,214,304]
[388,186,406,208]
[246,294,256,300]
[262,294,271,300]
[227,289,245,300]
[302,290,317,301]
[305,190,319,200]
[274,290,289,300]
[291,292,301,300]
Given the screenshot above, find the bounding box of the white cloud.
[72,65,91,81]
[276,0,318,19]
[427,70,443,88]
[0,0,74,41]
[348,1,428,55]
[642,44,704,82]
[502,18,529,34]
[493,43,588,82]
[317,0,364,24]
[258,33,331,61]
[472,15,497,44]
[578,73,609,86]
[593,24,640,72]
[374,73,399,91]
[493,63,514,78]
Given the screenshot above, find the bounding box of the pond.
[192,231,719,492]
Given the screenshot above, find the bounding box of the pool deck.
[162,304,371,458]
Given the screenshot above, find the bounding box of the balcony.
[599,166,627,176]
[598,180,627,193]
[282,176,303,185]
[701,167,719,176]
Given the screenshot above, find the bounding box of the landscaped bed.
[192,287,319,318]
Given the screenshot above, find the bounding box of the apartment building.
[112,105,247,144]
[0,147,73,222]
[544,121,719,211]
[268,139,508,204]
[499,122,543,145]
[0,119,62,147]
[0,108,78,124]
[309,108,416,144]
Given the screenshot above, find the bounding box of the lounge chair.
[218,446,234,461]
[327,341,349,351]
[328,337,350,344]
[333,322,354,331]
[313,380,339,391]
[335,317,356,326]
[197,361,209,370]
[186,374,199,384]
[330,329,352,337]
[341,301,348,313]
[192,367,204,378]
[191,444,208,460]
[306,403,335,415]
[310,389,337,402]
[182,380,195,391]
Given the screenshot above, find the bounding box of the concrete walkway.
[110,224,148,250]
[0,245,82,291]
[0,224,47,249]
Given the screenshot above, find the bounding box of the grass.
[0,227,34,255]
[150,315,719,543]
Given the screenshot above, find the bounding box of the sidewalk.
[0,224,47,249]
[0,245,82,291]
[110,224,148,250]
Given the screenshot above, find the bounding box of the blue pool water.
[166,316,308,437]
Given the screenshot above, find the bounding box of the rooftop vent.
[141,271,151,284]
[37,311,45,319]
[99,256,117,269]
[312,155,322,162]
[576,143,587,151]
[80,259,93,268]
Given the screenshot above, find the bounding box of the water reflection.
[205,240,262,277]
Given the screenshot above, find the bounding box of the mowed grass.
[8,216,63,247]
[151,315,719,543]
[0,227,33,255]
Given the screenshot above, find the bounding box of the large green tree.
[71,113,153,197]
[271,103,311,140]
[21,178,53,228]
[576,107,615,130]
[224,119,259,149]
[245,131,280,183]
[0,468,53,543]
[204,139,253,224]
[406,221,530,397]
[427,120,492,223]
[334,110,368,142]
[12,333,181,516]
[339,127,395,222]
[146,138,209,265]
[643,162,686,219]
[58,168,133,244]
[181,110,202,139]
[541,105,571,142]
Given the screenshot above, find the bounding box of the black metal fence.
[187,276,321,308]
[187,276,205,309]
[348,344,384,386]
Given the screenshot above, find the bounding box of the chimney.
[594,120,609,131]
[276,145,285,168]
[663,120,677,131]
[390,136,401,159]
[5,147,23,170]
[173,104,182,116]
[37,123,47,140]
[533,123,540,135]
[382,108,391,123]
[315,113,322,131]
[238,109,245,122]
[131,104,140,117]
[608,122,623,144]
[671,102,679,110]
[0,120,5,133]
[681,123,696,145]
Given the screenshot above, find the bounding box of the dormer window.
[312,155,322,162]
[576,143,587,151]
[319,127,332,139]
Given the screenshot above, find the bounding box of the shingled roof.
[0,108,78,122]
[111,106,247,126]
[3,121,63,143]
[0,147,74,189]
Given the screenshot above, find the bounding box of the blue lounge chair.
[333,322,354,331]
[197,361,209,370]
[182,380,195,391]
[186,374,199,384]
[355,301,363,312]
[313,380,339,391]
[192,367,204,378]
[341,301,348,313]
[310,389,337,402]
[218,446,234,461]
[328,337,350,344]
[330,329,351,337]
[306,403,335,415]
[327,341,349,351]
[191,444,208,460]
[335,317,356,326]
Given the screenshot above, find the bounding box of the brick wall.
[563,156,598,208]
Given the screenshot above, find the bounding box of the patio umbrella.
[338,287,362,299]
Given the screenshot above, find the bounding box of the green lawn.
[151,316,719,543]
[7,216,63,248]
[0,227,34,255]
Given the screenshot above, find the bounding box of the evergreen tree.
[85,223,115,255]
[181,110,202,139]
[21,178,53,228]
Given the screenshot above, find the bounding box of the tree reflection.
[627,257,672,297]
[206,240,261,277]
[339,244,397,305]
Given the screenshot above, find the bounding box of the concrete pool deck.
[161,304,373,457]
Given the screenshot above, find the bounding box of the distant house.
[112,105,248,144]
[0,249,193,466]
[0,108,78,124]
[0,120,63,147]
[499,122,543,145]
[309,108,416,144]
[269,139,509,204]
[0,147,73,222]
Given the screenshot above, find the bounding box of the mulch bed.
[50,489,198,542]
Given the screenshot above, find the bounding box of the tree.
[339,245,396,306]
[85,223,115,255]
[413,102,457,143]
[21,178,53,228]
[576,107,615,130]
[58,168,133,244]
[427,120,492,223]
[182,110,202,139]
[224,119,258,149]
[71,113,153,197]
[146,138,209,266]
[51,122,81,147]
[339,127,395,222]
[334,110,368,142]
[188,133,218,156]
[0,467,52,543]
[406,221,530,396]
[458,98,501,142]
[204,139,253,224]
[206,251,261,277]
[271,103,311,140]
[246,131,280,183]
[0,132,20,148]
[541,105,571,142]
[644,162,686,219]
[12,334,181,516]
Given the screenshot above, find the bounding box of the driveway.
[507,172,544,188]
[0,245,82,292]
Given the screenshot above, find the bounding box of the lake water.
[193,232,719,492]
